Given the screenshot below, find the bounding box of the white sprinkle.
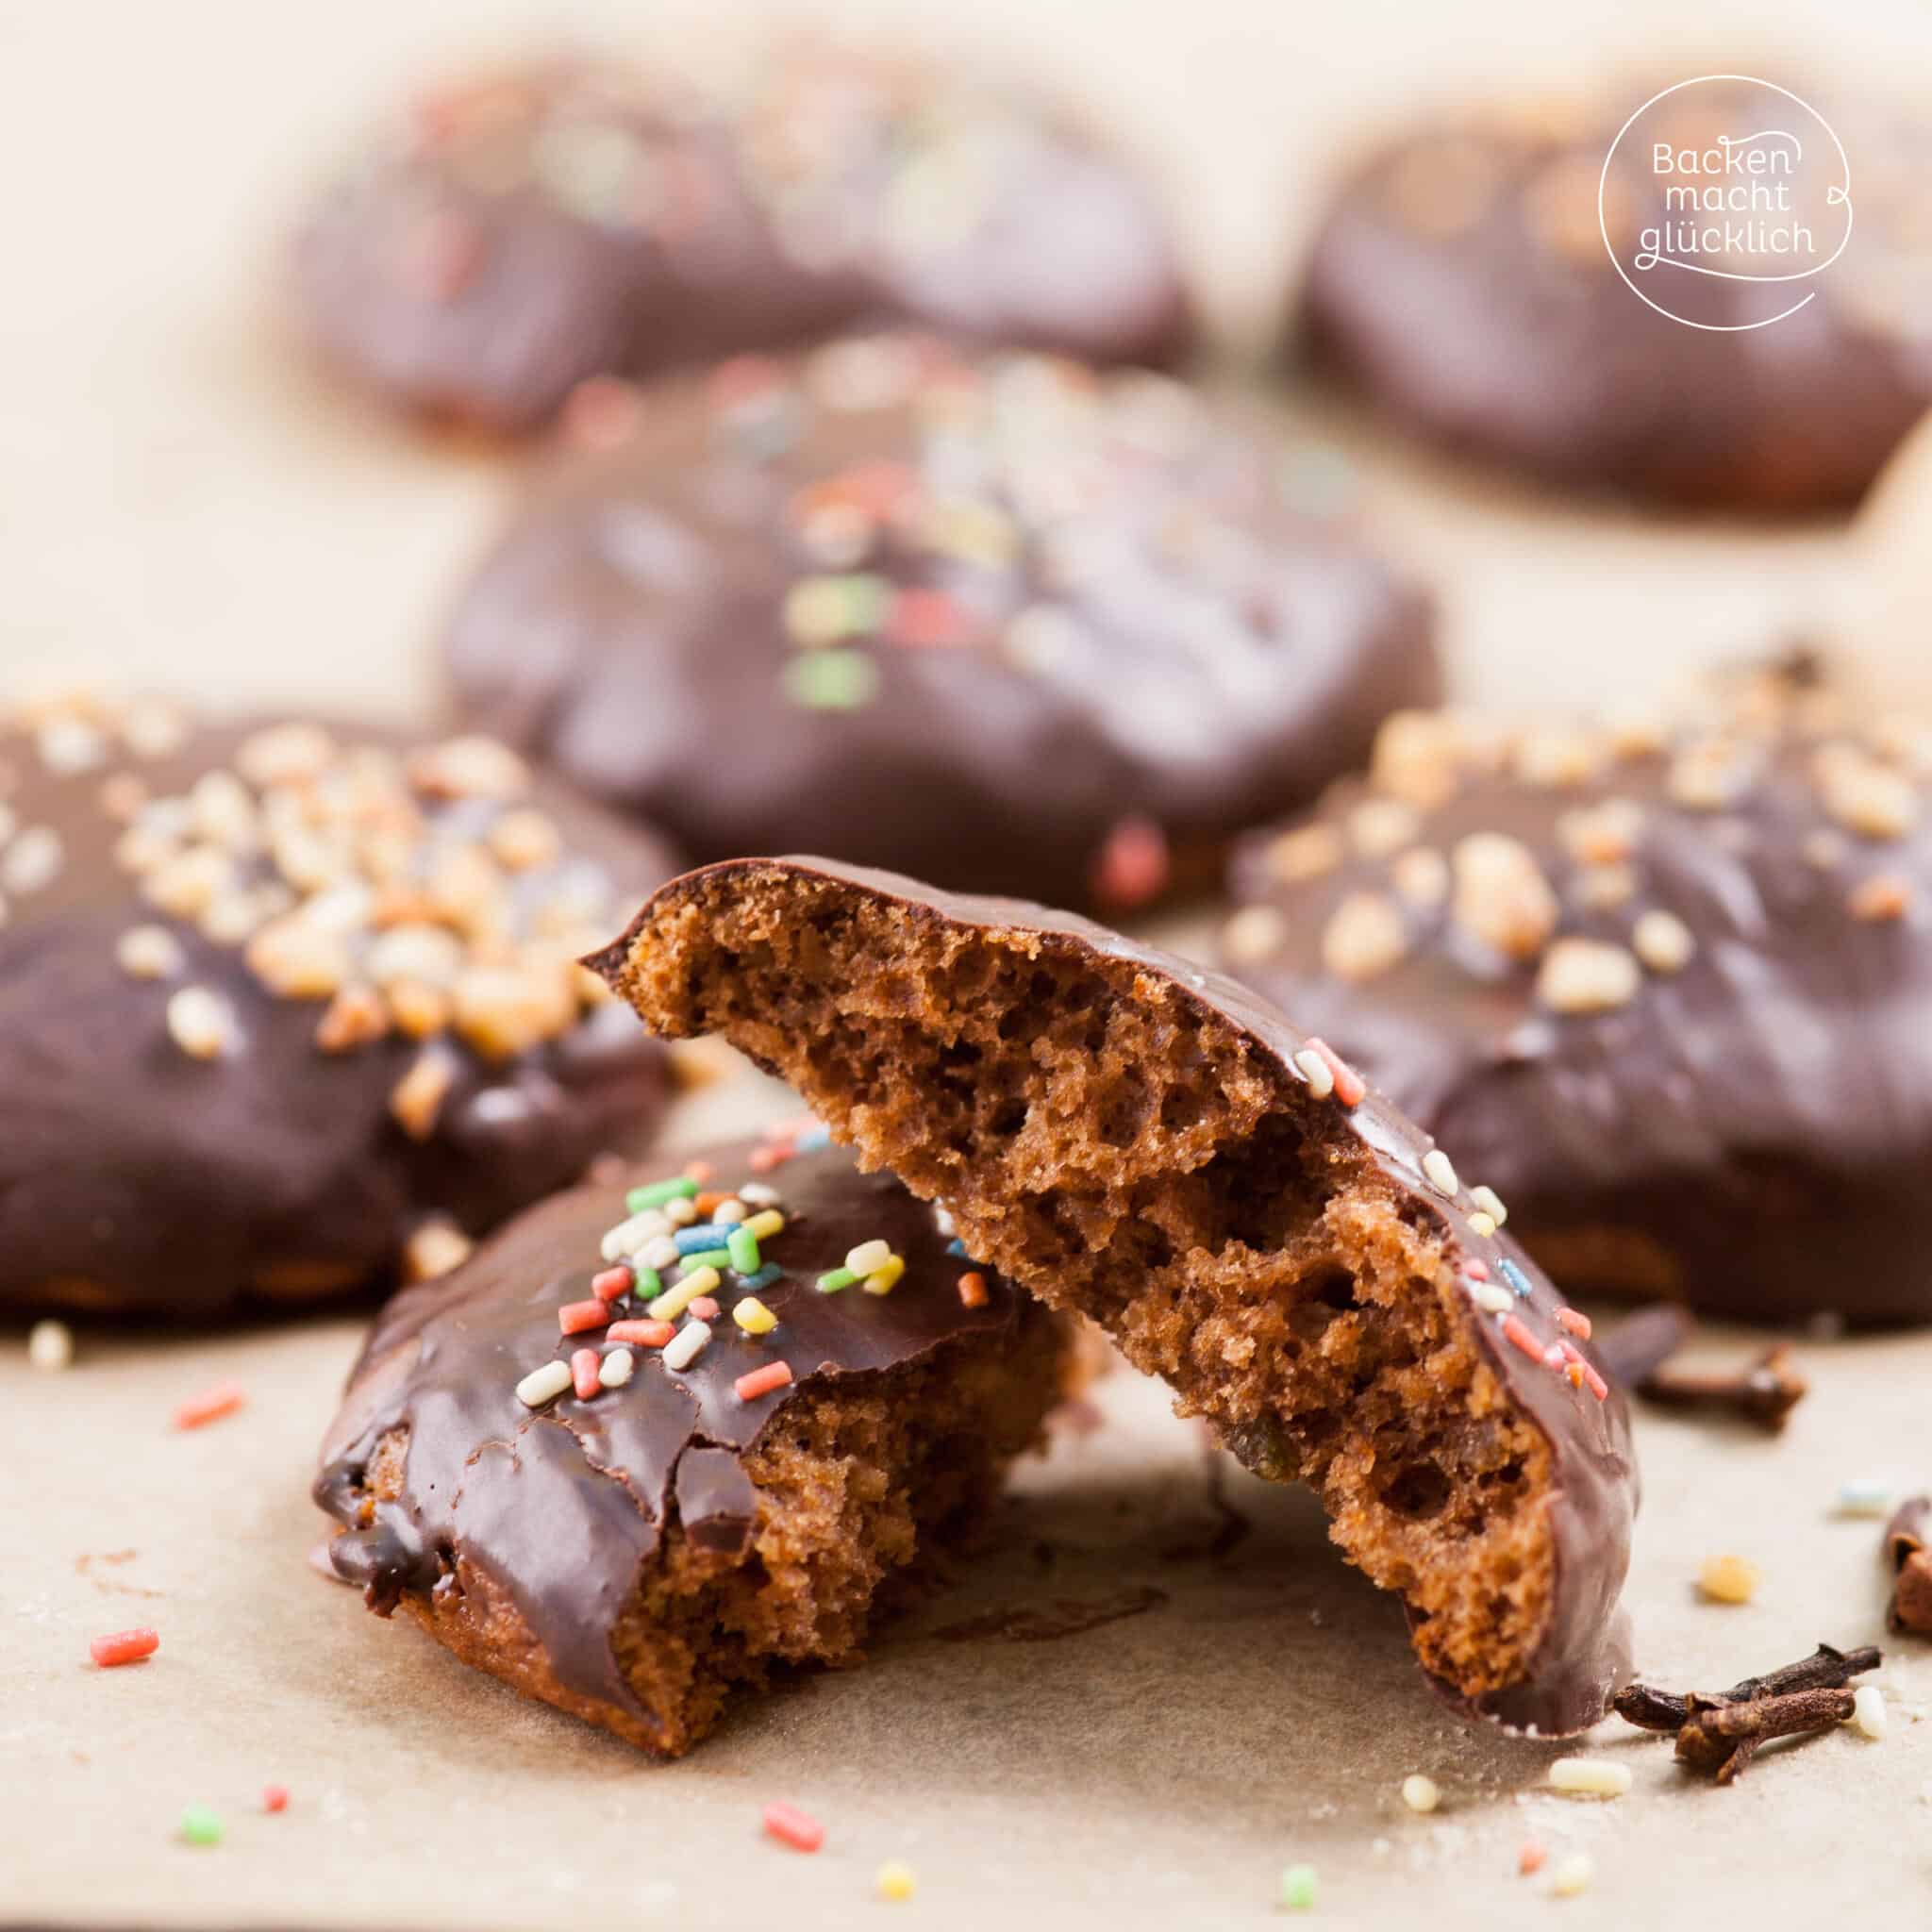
[116,924,185,980]
[600,1209,668,1262]
[599,1348,636,1391]
[932,1205,956,1237]
[1550,1853,1594,1898]
[638,1235,680,1272]
[846,1239,892,1276]
[1548,1757,1631,1798]
[166,985,238,1060]
[739,1182,780,1208]
[0,825,64,895]
[516,1360,573,1407]
[1469,1184,1507,1226]
[1293,1047,1336,1099]
[1633,908,1696,974]
[1422,1148,1459,1197]
[711,1199,747,1224]
[661,1320,711,1372]
[1835,1477,1895,1518]
[662,1196,698,1227]
[27,1320,75,1372]
[1471,1283,1514,1315]
[1400,1774,1440,1814]
[1852,1684,1889,1740]
[1468,1211,1497,1238]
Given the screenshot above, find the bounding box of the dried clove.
[1885,1496,1932,1637]
[1674,1688,1857,1785]
[1593,1305,1692,1390]
[1637,1341,1807,1434]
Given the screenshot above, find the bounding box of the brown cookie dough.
[292,45,1192,434]
[593,858,1637,1736]
[1296,89,1932,508]
[442,334,1438,908]
[315,1134,1064,1756]
[1221,659,1932,1325]
[0,691,677,1319]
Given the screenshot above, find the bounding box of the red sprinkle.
[90,1627,158,1668]
[1463,1258,1490,1281]
[684,1159,715,1185]
[1518,1840,1547,1876]
[608,1319,675,1348]
[262,1785,289,1815]
[571,1348,602,1401]
[1556,1307,1593,1340]
[769,1114,822,1140]
[591,1265,634,1303]
[891,587,976,648]
[749,1145,790,1174]
[762,1800,824,1852]
[1091,816,1170,909]
[558,1298,608,1337]
[1501,1315,1545,1364]
[560,375,641,452]
[1303,1037,1367,1108]
[1580,1361,1610,1402]
[958,1271,990,1309]
[735,1360,795,1403]
[687,1296,721,1323]
[174,1382,245,1431]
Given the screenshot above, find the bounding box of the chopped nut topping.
[99,773,148,822]
[1669,737,1753,811]
[1849,874,1912,923]
[142,843,232,918]
[237,723,337,789]
[1391,845,1449,908]
[166,984,239,1060]
[1320,891,1409,983]
[488,808,564,872]
[451,963,579,1060]
[1537,937,1642,1014]
[1349,797,1421,858]
[189,770,258,849]
[1451,833,1558,960]
[388,978,454,1040]
[391,1049,457,1140]
[1221,904,1288,964]
[1632,908,1696,974]
[1371,709,1466,808]
[1557,797,1643,865]
[1574,862,1637,909]
[408,735,531,802]
[246,916,353,999]
[314,983,390,1054]
[1266,823,1344,885]
[1512,724,1602,790]
[0,824,64,895]
[1814,746,1918,841]
[116,924,185,979]
[403,1218,474,1283]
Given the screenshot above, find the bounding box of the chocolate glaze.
[443,335,1438,908]
[314,1135,1029,1729]
[0,708,676,1320]
[293,48,1192,433]
[1297,87,1932,508]
[1224,688,1932,1325]
[594,857,1638,1736]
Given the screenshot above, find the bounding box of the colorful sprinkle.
[681,1247,733,1271]
[591,1264,634,1302]
[1469,1183,1507,1225]
[1556,1307,1592,1340]
[1517,1840,1547,1876]
[173,1381,245,1431]
[686,1296,721,1322]
[727,1225,763,1273]
[91,1627,159,1668]
[1280,1863,1319,1911]
[875,1860,918,1902]
[1291,1047,1335,1100]
[633,1267,665,1300]
[783,648,879,711]
[958,1271,989,1308]
[817,1267,858,1294]
[516,1359,573,1408]
[736,1361,795,1403]
[662,1320,712,1372]
[178,1805,224,1848]
[1301,1037,1366,1107]
[653,1268,720,1322]
[1698,1554,1762,1605]
[570,1347,602,1401]
[1836,1476,1894,1517]
[607,1319,675,1349]
[846,1239,892,1275]
[762,1801,824,1853]
[674,1223,729,1255]
[1471,1282,1513,1315]
[1498,1257,1533,1298]
[27,1319,74,1372]
[599,1348,636,1390]
[1400,1774,1440,1813]
[1500,1315,1544,1363]
[628,1177,698,1211]
[1550,1853,1593,1898]
[862,1255,906,1296]
[558,1298,608,1337]
[744,1208,785,1241]
[1422,1148,1459,1196]
[1853,1683,1889,1739]
[733,1297,779,1336]
[741,1263,783,1292]
[262,1785,289,1814]
[1548,1757,1630,1797]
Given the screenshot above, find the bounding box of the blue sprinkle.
[796,1124,832,1152]
[1499,1257,1533,1299]
[946,1239,968,1257]
[674,1224,726,1255]
[740,1263,783,1293]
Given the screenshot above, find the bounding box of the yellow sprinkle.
[875,1861,917,1902]
[744,1208,785,1241]
[1548,1757,1631,1798]
[1400,1774,1440,1813]
[862,1255,906,1296]
[733,1297,778,1336]
[1698,1554,1761,1605]
[1468,1210,1497,1238]
[652,1268,719,1322]
[1550,1853,1593,1898]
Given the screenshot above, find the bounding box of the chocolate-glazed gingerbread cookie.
[594,858,1637,1736]
[1222,662,1932,1325]
[443,334,1438,908]
[315,1133,1063,1756]
[1296,88,1932,508]
[0,691,677,1319]
[293,45,1192,433]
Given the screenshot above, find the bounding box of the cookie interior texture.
[601,863,1601,1723]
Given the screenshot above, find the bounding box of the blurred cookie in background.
[1293,86,1932,509]
[292,43,1193,435]
[1220,656,1932,1325]
[441,333,1438,910]
[0,693,678,1319]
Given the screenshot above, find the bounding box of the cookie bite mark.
[315,1137,1063,1756]
[594,859,1636,1735]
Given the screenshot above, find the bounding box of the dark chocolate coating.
[1224,689,1932,1325]
[314,1135,1030,1726]
[442,336,1438,908]
[0,708,677,1320]
[596,856,1637,1735]
[1297,89,1932,508]
[293,49,1192,432]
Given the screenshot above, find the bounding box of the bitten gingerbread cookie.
[0,691,676,1318]
[1221,662,1932,1325]
[443,335,1438,908]
[315,1134,1063,1756]
[1296,88,1932,508]
[293,45,1191,433]
[595,858,1637,1736]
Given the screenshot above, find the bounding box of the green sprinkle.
[627,1177,697,1212]
[782,648,879,712]
[633,1268,663,1301]
[683,1248,732,1271]
[817,1267,858,1294]
[1279,1864,1317,1911]
[179,1805,224,1848]
[727,1225,762,1274]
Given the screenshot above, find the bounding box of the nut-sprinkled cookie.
[1220,658,1932,1324]
[0,691,678,1318]
[594,858,1637,1736]
[443,334,1438,908]
[315,1133,1063,1756]
[293,44,1192,433]
[1296,89,1932,508]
